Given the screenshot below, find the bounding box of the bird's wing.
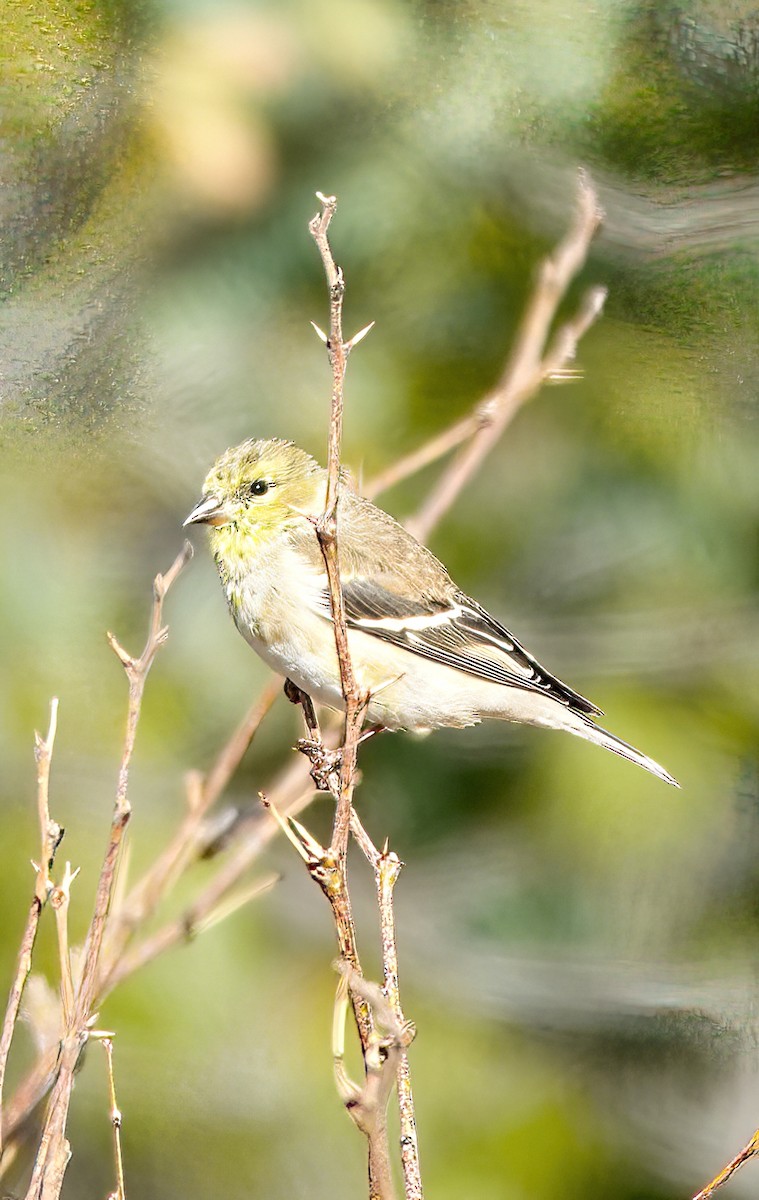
[289,488,601,715]
[318,576,602,716]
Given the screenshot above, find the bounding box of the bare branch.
[307,193,402,1197]
[363,413,478,502]
[693,1130,759,1200]
[1,852,270,1167]
[334,962,419,1200]
[81,543,192,1015]
[378,173,605,544]
[0,699,61,1159]
[306,191,427,1200]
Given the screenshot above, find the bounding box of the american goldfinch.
[185,438,678,786]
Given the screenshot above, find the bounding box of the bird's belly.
[247,630,348,713]
[232,595,347,713]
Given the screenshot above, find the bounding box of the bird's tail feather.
[572,713,680,787]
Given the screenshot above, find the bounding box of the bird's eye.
[247,479,270,498]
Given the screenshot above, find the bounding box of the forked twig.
[262,798,374,1052]
[264,793,390,1196]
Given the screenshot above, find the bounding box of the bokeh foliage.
[2,0,759,1196]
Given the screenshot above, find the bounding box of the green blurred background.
[2,0,759,1195]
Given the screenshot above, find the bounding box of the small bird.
[185,438,678,786]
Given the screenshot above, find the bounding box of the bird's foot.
[284,678,323,741]
[296,738,342,791]
[358,723,386,745]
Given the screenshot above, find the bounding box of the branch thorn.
[346,321,375,352]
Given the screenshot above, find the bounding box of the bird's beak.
[183,494,230,527]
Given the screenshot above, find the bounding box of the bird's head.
[184,438,326,555]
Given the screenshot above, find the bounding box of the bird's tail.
[569,712,680,787]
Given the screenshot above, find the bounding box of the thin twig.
[80,543,192,1016]
[0,699,61,1159]
[693,1130,759,1200]
[364,413,479,501]
[351,812,421,1200]
[101,871,278,990]
[99,1037,125,1200]
[308,191,367,863]
[34,701,62,905]
[201,678,281,808]
[50,863,80,1030]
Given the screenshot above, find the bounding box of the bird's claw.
[296,739,342,790]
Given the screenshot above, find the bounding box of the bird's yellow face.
[184,438,326,561]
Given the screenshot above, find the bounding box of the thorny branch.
[306,192,410,1199]
[308,191,369,864]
